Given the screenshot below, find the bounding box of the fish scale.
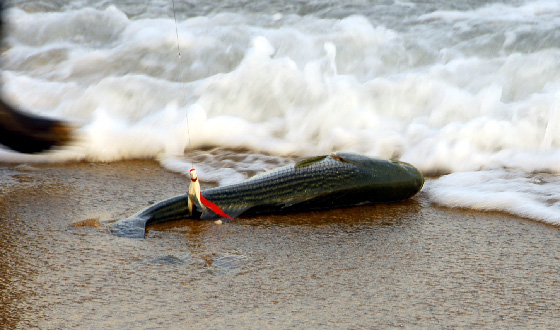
[203,159,357,207]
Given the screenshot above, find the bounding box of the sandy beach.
[3,0,560,328]
[0,159,558,329]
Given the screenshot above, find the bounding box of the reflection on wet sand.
[0,169,56,328]
[0,205,27,329]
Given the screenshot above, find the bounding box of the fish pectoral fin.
[279,196,316,210]
[280,200,296,208]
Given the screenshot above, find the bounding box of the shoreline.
[1,160,559,329]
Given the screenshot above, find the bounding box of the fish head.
[331,152,425,192]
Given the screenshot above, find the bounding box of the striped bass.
[113,153,424,238]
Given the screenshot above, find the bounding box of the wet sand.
[1,160,559,329]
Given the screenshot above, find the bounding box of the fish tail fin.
[112,217,148,239]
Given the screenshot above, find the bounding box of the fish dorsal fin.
[329,153,345,162]
[294,155,328,169]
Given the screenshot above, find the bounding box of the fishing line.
[171,1,233,222]
[171,0,193,168]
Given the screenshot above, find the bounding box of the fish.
[112,152,424,238]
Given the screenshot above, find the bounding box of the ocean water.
[2,0,559,224]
